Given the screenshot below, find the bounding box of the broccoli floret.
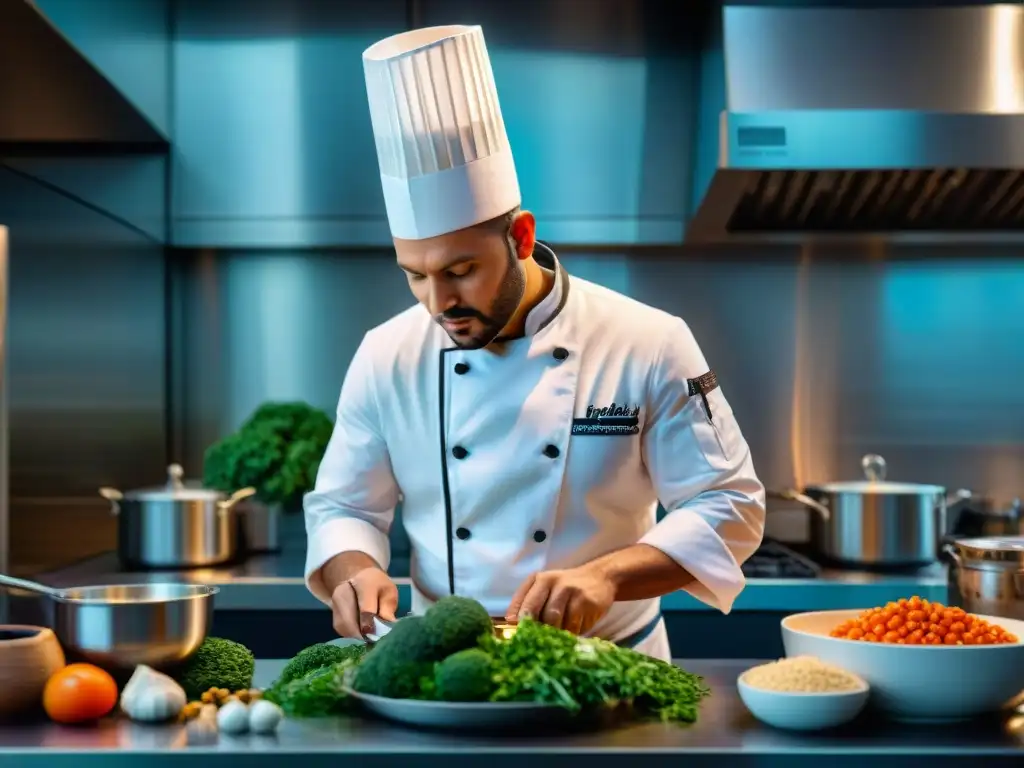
[435,648,496,702]
[172,637,255,700]
[352,616,437,699]
[274,642,366,687]
[373,615,439,661]
[352,650,434,699]
[422,596,494,657]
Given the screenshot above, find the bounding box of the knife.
[363,615,397,644]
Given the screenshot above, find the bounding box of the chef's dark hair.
[474,206,522,259]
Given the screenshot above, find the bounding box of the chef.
[304,24,766,662]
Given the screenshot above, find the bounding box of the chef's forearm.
[586,543,695,602]
[320,551,385,595]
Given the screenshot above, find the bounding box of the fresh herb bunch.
[485,619,711,722]
[202,400,333,507]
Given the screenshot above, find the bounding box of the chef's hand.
[505,564,616,636]
[330,567,398,639]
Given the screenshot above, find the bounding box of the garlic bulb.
[248,699,283,734]
[216,699,250,734]
[120,665,188,723]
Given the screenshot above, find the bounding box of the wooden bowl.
[0,626,66,717]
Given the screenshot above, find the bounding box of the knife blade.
[363,615,397,644]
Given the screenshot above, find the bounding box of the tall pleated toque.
[363,25,521,240]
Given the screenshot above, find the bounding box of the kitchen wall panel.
[418,0,696,246]
[0,164,167,576]
[32,0,172,138]
[171,0,408,248]
[170,0,697,248]
[171,244,1024,553]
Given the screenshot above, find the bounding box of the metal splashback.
[687,5,1024,244]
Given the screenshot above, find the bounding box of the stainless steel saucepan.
[100,463,256,569]
[945,536,1024,621]
[773,453,971,568]
[0,573,217,672]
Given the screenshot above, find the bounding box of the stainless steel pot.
[947,497,1024,539]
[99,464,256,569]
[0,573,217,672]
[946,536,1024,621]
[777,454,969,568]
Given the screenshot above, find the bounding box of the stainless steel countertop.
[0,659,1019,766]
[33,552,951,612]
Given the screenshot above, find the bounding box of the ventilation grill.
[727,170,1024,232]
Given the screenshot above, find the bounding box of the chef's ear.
[510,210,536,260]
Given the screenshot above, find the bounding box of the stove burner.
[742,539,822,579]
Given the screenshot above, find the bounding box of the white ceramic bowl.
[737,668,869,731]
[782,609,1024,722]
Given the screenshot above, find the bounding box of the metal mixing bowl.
[50,583,217,671]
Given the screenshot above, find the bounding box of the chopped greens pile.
[266,596,710,724]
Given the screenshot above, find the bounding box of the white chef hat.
[362,25,521,241]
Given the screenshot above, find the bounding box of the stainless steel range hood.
[686,5,1024,245]
[0,0,165,152]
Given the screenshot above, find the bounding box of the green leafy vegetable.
[263,661,358,717]
[202,400,333,507]
[271,642,368,690]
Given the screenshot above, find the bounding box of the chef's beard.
[437,247,526,350]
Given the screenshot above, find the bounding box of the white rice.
[742,655,863,693]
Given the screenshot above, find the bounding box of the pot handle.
[767,489,831,521]
[217,487,257,515]
[942,541,962,567]
[944,488,974,507]
[98,486,123,516]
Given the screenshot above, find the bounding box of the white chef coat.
[304,243,766,662]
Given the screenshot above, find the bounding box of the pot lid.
[806,454,945,495]
[122,464,227,502]
[810,480,946,494]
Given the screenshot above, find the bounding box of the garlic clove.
[248,699,284,734]
[216,699,250,734]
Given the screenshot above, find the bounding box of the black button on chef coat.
[454,362,470,375]
[456,527,471,540]
[533,530,547,543]
[543,444,560,458]
[552,347,569,361]
[452,446,468,459]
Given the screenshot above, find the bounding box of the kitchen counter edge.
[35,553,951,612]
[0,659,1019,767]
